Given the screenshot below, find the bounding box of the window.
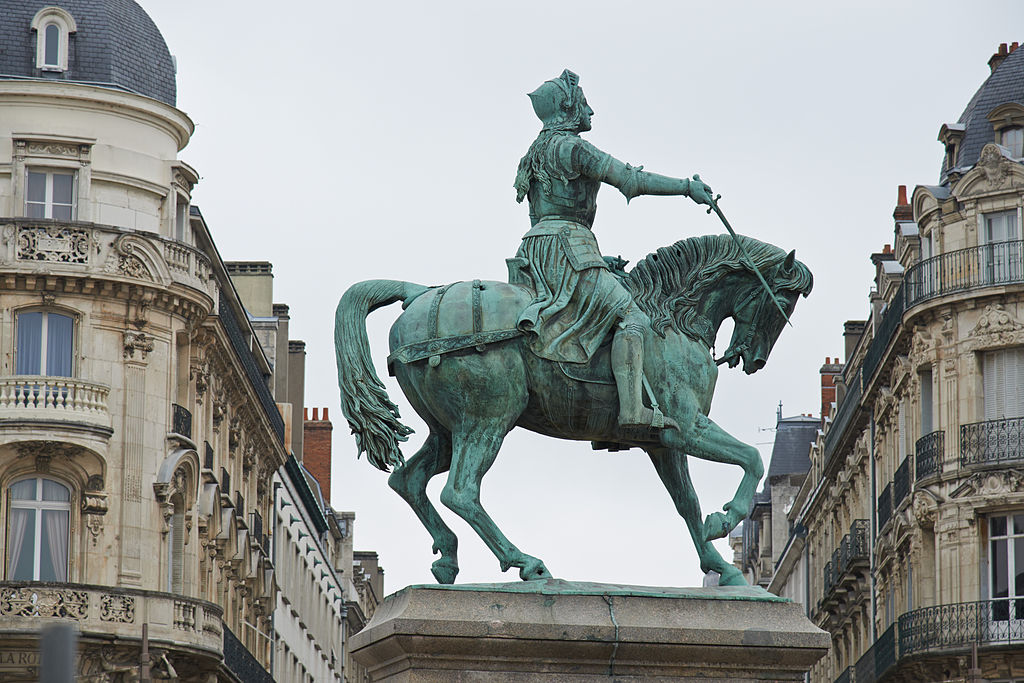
[168,496,185,593]
[174,195,189,242]
[983,348,1024,420]
[26,170,76,220]
[16,311,73,377]
[1002,126,1024,158]
[7,477,71,581]
[920,368,933,435]
[989,514,1024,621]
[981,211,1022,284]
[31,7,76,73]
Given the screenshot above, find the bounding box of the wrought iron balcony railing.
[824,369,863,470]
[905,240,1024,309]
[834,665,853,683]
[899,599,1024,656]
[861,284,905,391]
[839,520,870,573]
[877,482,893,531]
[915,430,944,480]
[961,417,1024,468]
[893,457,911,508]
[172,403,192,440]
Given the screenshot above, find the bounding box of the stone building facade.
[770,43,1024,683]
[0,1,386,680]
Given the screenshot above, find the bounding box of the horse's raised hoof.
[431,557,459,585]
[518,557,552,581]
[717,565,747,587]
[702,511,732,541]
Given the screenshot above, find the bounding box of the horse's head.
[719,249,811,374]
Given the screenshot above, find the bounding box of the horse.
[334,234,812,586]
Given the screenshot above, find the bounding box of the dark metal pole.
[140,622,152,682]
[40,623,77,683]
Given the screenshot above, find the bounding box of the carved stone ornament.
[99,593,135,623]
[105,235,153,281]
[965,303,1024,350]
[191,360,210,402]
[228,417,241,453]
[953,468,1024,499]
[16,440,81,461]
[890,355,911,389]
[0,586,89,618]
[911,492,937,528]
[17,225,90,264]
[123,329,155,359]
[909,329,935,368]
[978,143,1012,189]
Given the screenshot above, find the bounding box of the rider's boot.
[611,317,679,432]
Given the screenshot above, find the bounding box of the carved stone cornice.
[964,303,1024,352]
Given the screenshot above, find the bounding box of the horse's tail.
[335,279,430,472]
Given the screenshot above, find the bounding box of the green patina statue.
[335,70,813,587]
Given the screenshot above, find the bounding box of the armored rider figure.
[514,69,716,433]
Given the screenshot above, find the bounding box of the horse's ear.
[783,250,796,271]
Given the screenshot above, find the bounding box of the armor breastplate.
[527,175,600,228]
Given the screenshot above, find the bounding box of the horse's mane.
[624,234,814,342]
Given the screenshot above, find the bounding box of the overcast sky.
[142,0,1024,591]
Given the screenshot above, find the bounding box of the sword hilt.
[692,174,721,213]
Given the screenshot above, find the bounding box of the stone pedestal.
[350,579,829,682]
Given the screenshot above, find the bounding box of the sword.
[694,175,792,327]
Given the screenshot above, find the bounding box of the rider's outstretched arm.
[603,157,712,204]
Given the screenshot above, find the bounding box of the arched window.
[16,310,74,377]
[7,477,71,581]
[31,7,77,73]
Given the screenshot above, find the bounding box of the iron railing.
[899,599,1024,656]
[223,623,274,683]
[220,467,231,496]
[839,519,870,573]
[834,665,853,683]
[218,291,285,444]
[861,284,905,391]
[893,458,911,508]
[855,637,875,683]
[824,559,834,595]
[172,403,192,439]
[915,430,944,480]
[877,482,893,531]
[204,441,214,470]
[905,240,1024,308]
[961,417,1024,468]
[875,623,897,680]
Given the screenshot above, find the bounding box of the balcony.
[899,599,1024,656]
[877,483,893,532]
[0,581,223,657]
[0,376,111,432]
[961,417,1024,468]
[915,431,944,481]
[893,458,911,509]
[172,403,193,440]
[224,623,273,683]
[861,284,906,392]
[905,240,1024,309]
[820,521,870,618]
[834,665,853,683]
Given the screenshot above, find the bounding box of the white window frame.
[1002,126,1024,158]
[174,193,190,243]
[30,7,76,73]
[25,168,77,220]
[15,309,76,377]
[988,514,1024,630]
[979,209,1022,285]
[6,476,71,581]
[983,347,1024,421]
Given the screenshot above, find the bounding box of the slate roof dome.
[0,0,176,106]
[941,43,1024,181]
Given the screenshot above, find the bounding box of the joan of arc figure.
[513,69,716,432]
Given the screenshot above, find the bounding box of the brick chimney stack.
[820,357,844,427]
[989,42,1020,73]
[304,407,333,502]
[893,184,913,222]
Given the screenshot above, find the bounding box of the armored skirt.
[516,219,631,364]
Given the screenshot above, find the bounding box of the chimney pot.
[897,185,908,206]
[1012,42,1020,52]
[883,244,892,254]
[304,407,308,421]
[323,407,329,420]
[1000,43,1009,55]
[312,407,319,420]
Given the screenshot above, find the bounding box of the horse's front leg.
[647,447,746,586]
[660,412,764,543]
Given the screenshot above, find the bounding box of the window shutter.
[920,369,933,435]
[984,349,1024,420]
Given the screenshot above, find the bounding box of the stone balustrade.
[0,582,223,656]
[0,376,111,429]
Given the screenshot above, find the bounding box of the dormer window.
[1001,126,1023,158]
[31,7,77,73]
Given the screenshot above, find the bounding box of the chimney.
[304,407,333,503]
[893,185,912,222]
[843,320,867,363]
[820,357,843,427]
[989,42,1010,73]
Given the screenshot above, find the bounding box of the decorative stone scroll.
[965,303,1024,351]
[123,329,155,359]
[17,225,90,263]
